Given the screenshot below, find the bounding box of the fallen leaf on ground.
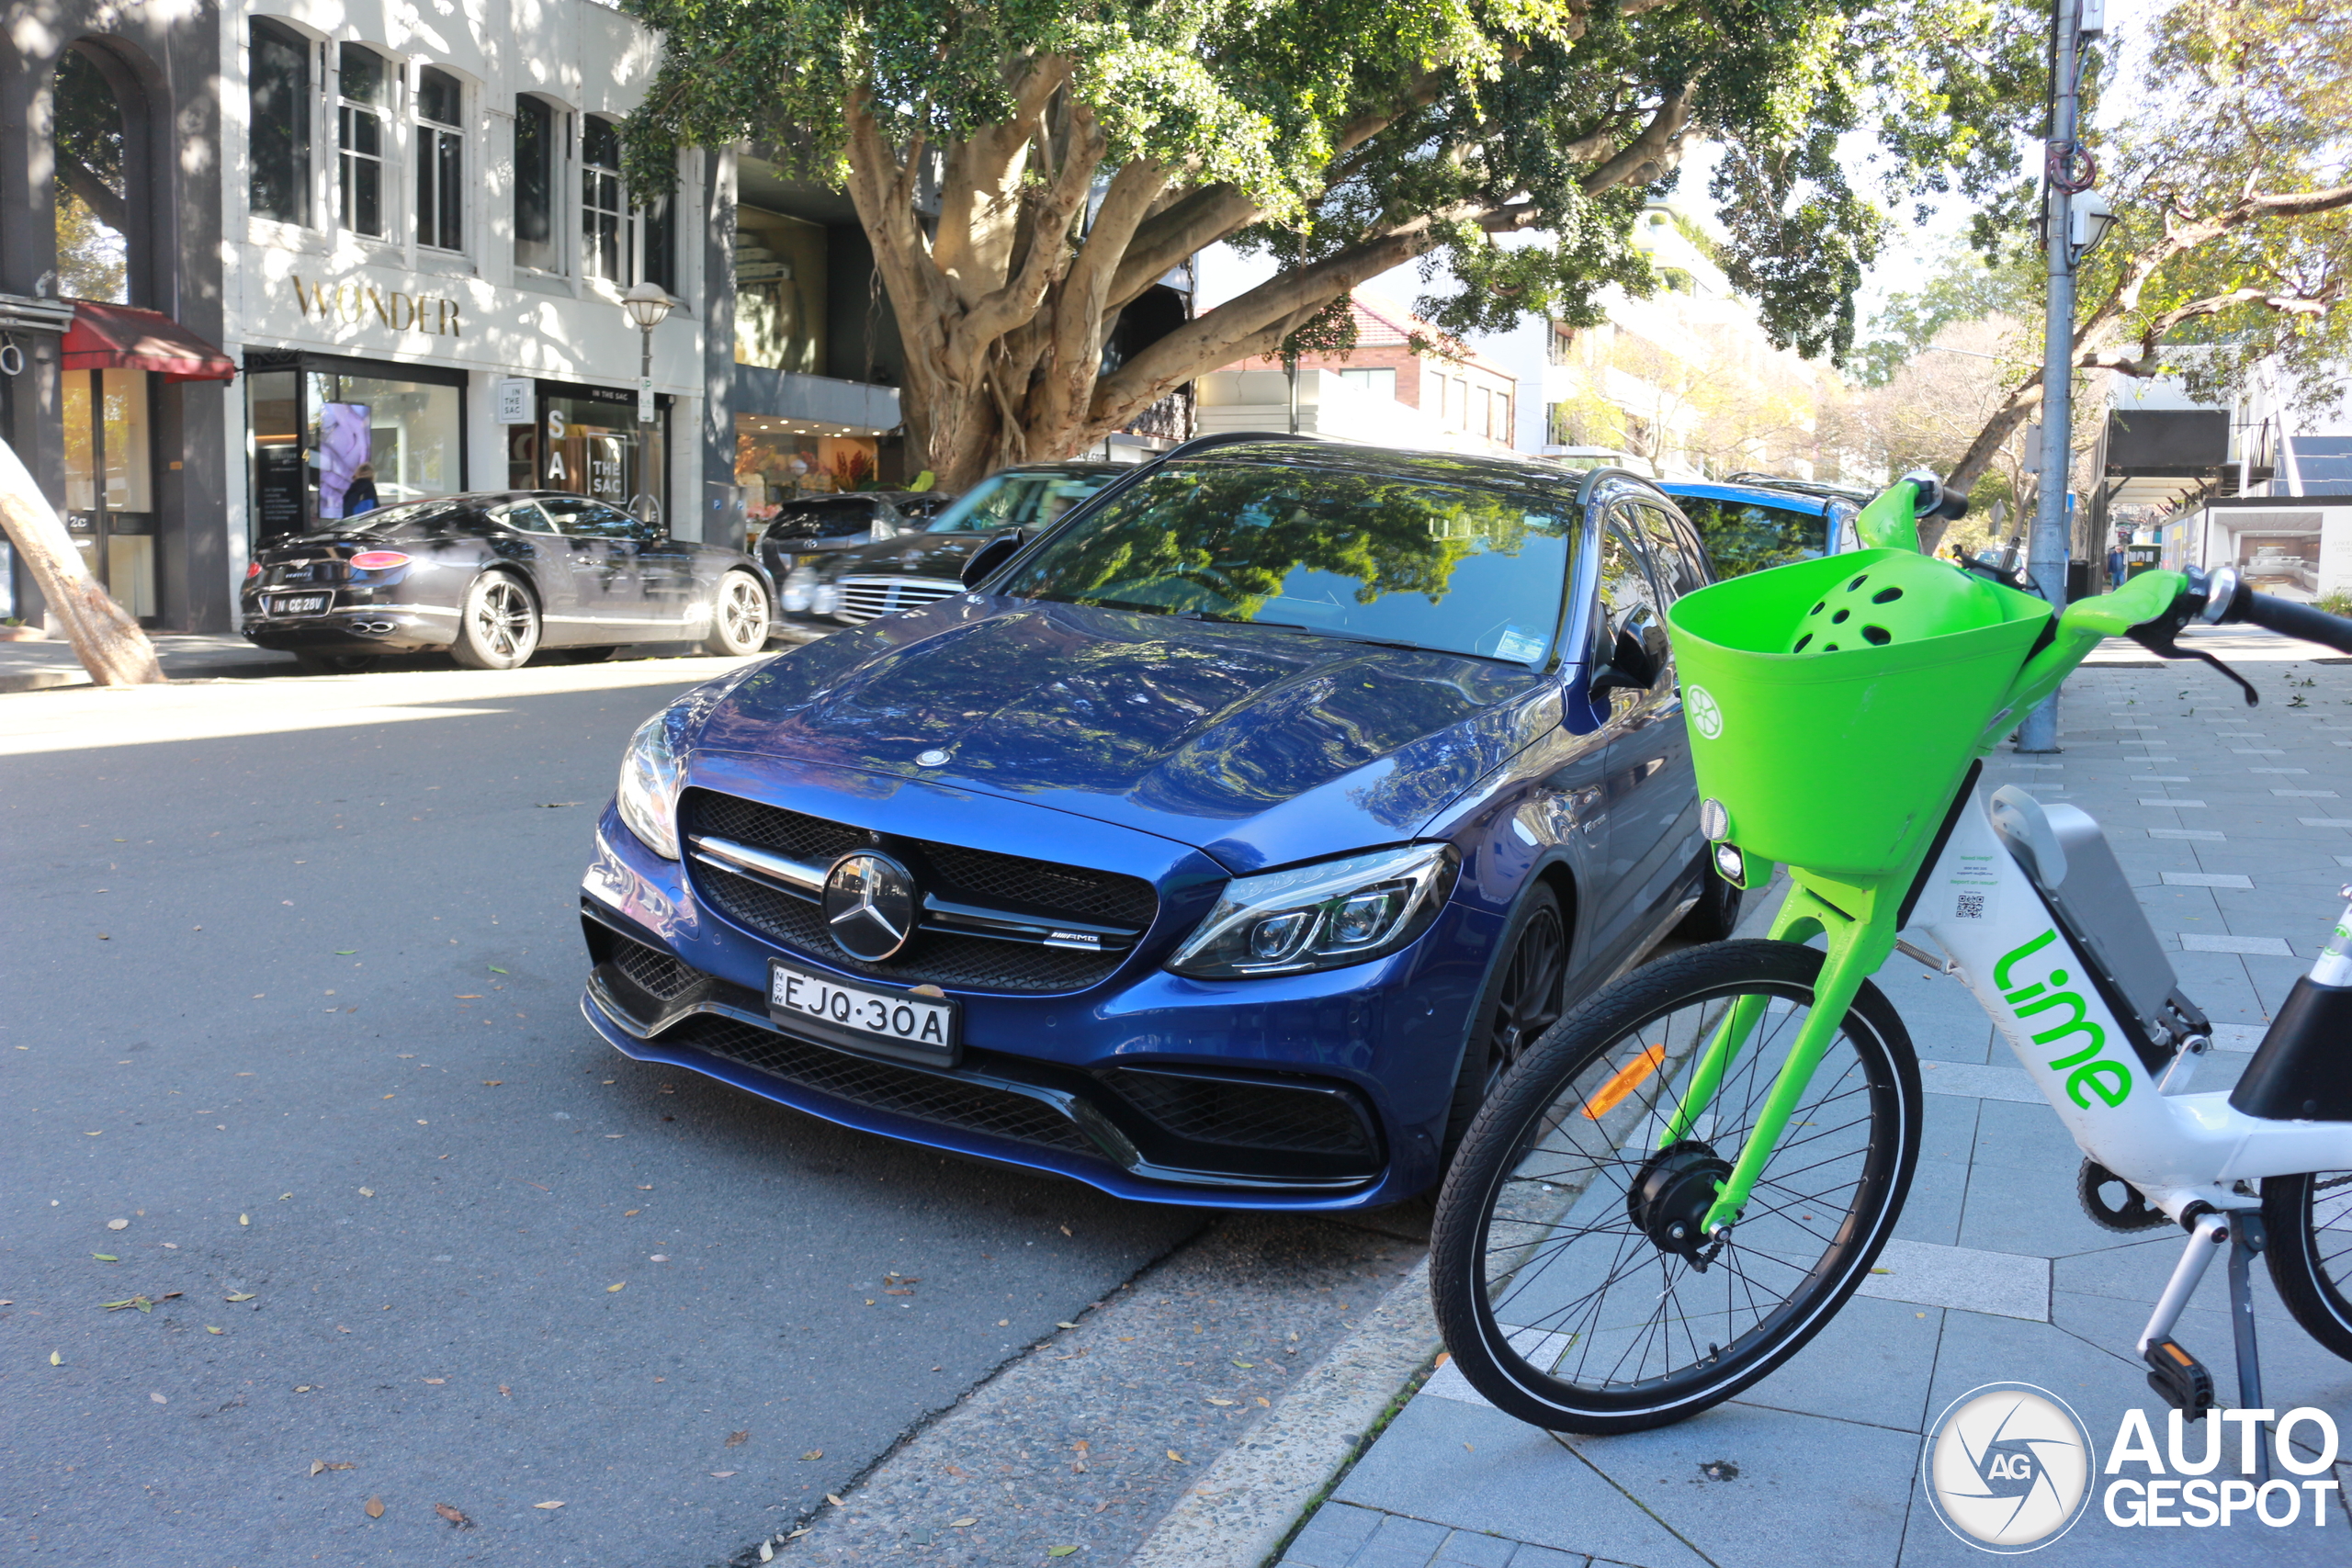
[826,1494,844,1506]
[1207,1398,1234,1406]
[799,1450,821,1461]
[456,995,481,999]
[106,1219,128,1231]
[206,1326,224,1336]
[225,1292,257,1303]
[435,1503,473,1529]
[625,1209,640,1217]
[709,1471,738,1479]
[533,1499,564,1509]
[357,1189,375,1198]
[726,1430,750,1447]
[1256,1396,1272,1407]
[49,1352,61,1366]
[482,1080,503,1087]
[1167,1450,1186,1463]
[1049,1549,1078,1559]
[1058,1225,1071,1235]
[1057,1320,1078,1329]
[499,1385,512,1396]
[91,1254,118,1262]
[605,1282,625,1293]
[148,1391,166,1404]
[364,1496,385,1518]
[335,950,357,955]
[948,1517,976,1528]
[423,1378,446,1385]
[240,1214,250,1225]
[1231,1359,1254,1369]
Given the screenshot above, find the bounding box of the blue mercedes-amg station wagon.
[578,436,1729,1209]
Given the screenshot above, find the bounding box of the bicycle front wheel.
[2262,1171,2352,1361]
[1430,940,1922,1434]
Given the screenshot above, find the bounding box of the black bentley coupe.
[241,491,775,672]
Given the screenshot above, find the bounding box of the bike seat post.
[2227,1214,2272,1483]
[2138,1211,2231,1354]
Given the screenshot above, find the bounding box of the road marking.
[0,705,507,756]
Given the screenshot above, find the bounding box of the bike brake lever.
[2127,621,2260,706]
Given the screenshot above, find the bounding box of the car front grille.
[1102,1068,1377,1157]
[683,790,1156,995]
[696,863,1128,992]
[834,575,963,624]
[659,1013,1097,1156]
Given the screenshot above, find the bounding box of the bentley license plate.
[268,593,331,616]
[768,957,957,1066]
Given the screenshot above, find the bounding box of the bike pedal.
[2143,1337,2216,1416]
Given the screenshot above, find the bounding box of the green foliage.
[1851,247,2041,385]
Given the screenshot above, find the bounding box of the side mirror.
[1588,626,1658,700]
[961,529,1027,590]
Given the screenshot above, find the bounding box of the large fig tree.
[623,0,2037,489]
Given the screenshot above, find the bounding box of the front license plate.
[268,593,331,616]
[768,958,957,1067]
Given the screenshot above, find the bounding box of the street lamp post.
[2018,0,2095,754]
[621,280,673,525]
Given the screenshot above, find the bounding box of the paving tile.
[1496,1545,1585,1568]
[2213,1022,2267,1051]
[1561,1397,1919,1568]
[2149,829,2228,841]
[1354,1512,1451,1568]
[2181,933,2296,955]
[1730,1292,1944,1431]
[1856,1238,2051,1321]
[1285,1500,1386,1567]
[1917,1060,2041,1103]
[1431,1528,1520,1566]
[1332,1396,1711,1568]
[2163,872,2256,888]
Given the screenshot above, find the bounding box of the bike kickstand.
[2227,1213,2272,1484]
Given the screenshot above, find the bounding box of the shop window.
[244,362,466,540]
[519,390,666,522]
[582,118,629,282]
[514,96,562,273]
[415,67,463,253]
[248,19,311,225]
[1334,367,1396,399]
[336,45,389,239]
[735,207,827,372]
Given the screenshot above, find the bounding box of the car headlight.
[1166,843,1460,978]
[616,705,688,859]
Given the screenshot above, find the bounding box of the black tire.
[1442,886,1569,1161]
[449,572,540,670]
[1674,858,1745,942]
[291,650,377,675]
[2262,1171,2352,1361]
[1430,940,1920,1434]
[704,570,771,657]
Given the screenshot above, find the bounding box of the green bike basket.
[1667,549,2050,875]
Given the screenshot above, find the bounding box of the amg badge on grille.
[823,851,918,961]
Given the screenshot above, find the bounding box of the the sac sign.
[495,378,535,425]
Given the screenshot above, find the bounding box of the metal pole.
[2018,0,2081,755]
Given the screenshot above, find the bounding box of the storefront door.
[61,367,157,621]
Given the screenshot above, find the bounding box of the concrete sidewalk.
[1275,659,2352,1568]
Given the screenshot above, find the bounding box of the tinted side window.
[1636,504,1706,598]
[1596,517,1669,682]
[491,501,556,535]
[542,497,634,539]
[1680,496,1825,578]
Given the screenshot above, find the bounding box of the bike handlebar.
[2233,588,2352,658]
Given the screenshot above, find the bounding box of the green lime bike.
[1430,470,2352,1435]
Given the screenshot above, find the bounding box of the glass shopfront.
[62,367,157,620]
[244,351,467,543]
[508,380,670,523]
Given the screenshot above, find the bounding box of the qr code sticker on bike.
[1955,892,1986,919]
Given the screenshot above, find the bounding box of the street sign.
[494,378,534,425]
[638,376,654,424]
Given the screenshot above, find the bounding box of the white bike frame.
[1912,784,2352,1223]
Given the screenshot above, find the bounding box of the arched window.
[582,116,628,282]
[415,67,463,252]
[336,44,389,238]
[52,46,130,302]
[247,19,311,226]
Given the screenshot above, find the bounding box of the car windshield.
[925,469,1114,534]
[994,462,1576,664]
[1674,495,1825,578]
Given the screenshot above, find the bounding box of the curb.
[1123,1257,1440,1568]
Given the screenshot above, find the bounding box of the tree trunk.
[0,435,164,685]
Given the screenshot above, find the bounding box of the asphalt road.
[0,660,1207,1565]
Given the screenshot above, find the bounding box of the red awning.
[61,299,237,383]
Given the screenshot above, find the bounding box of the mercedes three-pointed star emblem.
[822,851,918,961]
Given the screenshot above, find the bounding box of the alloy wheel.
[721,577,763,646]
[1485,904,1566,1097]
[475,579,531,659]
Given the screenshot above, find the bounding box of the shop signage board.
[287,275,461,337]
[496,378,535,424]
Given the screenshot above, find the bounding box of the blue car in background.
[578,436,1733,1209]
[1657,474,1865,577]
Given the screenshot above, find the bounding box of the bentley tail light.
[349,550,412,571]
